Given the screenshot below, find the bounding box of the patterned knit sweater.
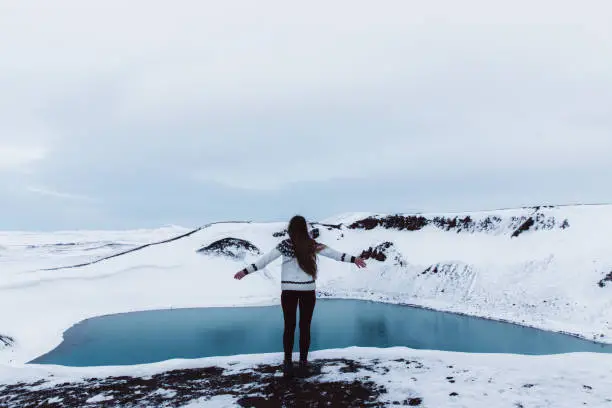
[242,239,357,291]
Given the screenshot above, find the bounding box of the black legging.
[281,290,316,362]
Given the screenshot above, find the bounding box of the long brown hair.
[288,215,318,279]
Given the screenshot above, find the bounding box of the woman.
[234,215,366,378]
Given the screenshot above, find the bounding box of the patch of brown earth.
[0,359,418,407]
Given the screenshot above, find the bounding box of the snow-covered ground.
[2,348,611,407]
[1,205,611,406]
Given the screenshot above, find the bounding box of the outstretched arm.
[234,247,282,280]
[317,244,367,268]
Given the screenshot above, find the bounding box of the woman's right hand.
[234,270,247,280]
[354,257,367,268]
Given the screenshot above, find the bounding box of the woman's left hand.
[354,257,367,268]
[234,270,247,280]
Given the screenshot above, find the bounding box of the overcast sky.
[1,0,611,230]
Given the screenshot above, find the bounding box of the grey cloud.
[1,0,611,229]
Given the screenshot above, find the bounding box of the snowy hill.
[2,204,612,361]
[1,204,612,406]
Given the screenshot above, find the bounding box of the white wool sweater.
[243,239,357,291]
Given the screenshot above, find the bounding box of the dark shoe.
[283,360,293,378]
[297,360,311,378]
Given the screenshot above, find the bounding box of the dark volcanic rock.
[422,262,472,276]
[349,215,429,231]
[361,243,391,262]
[0,359,394,408]
[349,209,569,237]
[273,226,328,238]
[510,209,569,238]
[432,216,474,231]
[432,215,506,233]
[598,271,612,288]
[0,335,14,347]
[197,238,261,260]
[348,214,503,233]
[360,242,406,267]
[511,217,536,238]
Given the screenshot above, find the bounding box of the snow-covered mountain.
[1,204,611,406]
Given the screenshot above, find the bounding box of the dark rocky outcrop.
[197,238,261,260]
[0,359,400,407]
[361,243,392,262]
[348,214,502,233]
[598,271,612,288]
[348,210,569,237]
[422,262,472,276]
[273,227,322,239]
[510,209,570,237]
[1,335,14,347]
[349,215,429,231]
[360,242,406,267]
[511,218,535,238]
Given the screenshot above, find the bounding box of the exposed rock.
[598,271,612,288]
[348,214,506,233]
[422,262,472,276]
[0,334,14,348]
[197,238,261,260]
[349,210,569,237]
[510,209,570,238]
[432,216,476,232]
[0,359,395,408]
[360,242,406,267]
[511,218,535,238]
[273,228,321,239]
[349,215,429,231]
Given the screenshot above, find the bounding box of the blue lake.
[31,299,612,367]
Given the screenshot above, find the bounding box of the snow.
[182,396,236,408]
[154,388,178,399]
[86,393,114,403]
[1,205,612,405]
[1,348,611,407]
